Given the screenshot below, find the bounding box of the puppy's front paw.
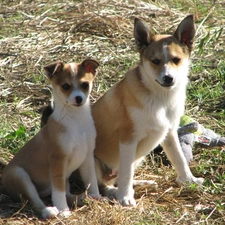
[42,206,59,219]
[58,209,71,218]
[118,196,136,206]
[176,176,204,185]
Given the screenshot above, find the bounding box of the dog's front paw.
[176,176,204,185]
[58,209,71,218]
[42,206,59,219]
[192,177,204,185]
[118,196,136,206]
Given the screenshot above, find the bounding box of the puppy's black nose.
[163,75,173,85]
[75,96,82,105]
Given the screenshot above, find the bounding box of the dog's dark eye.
[151,59,160,65]
[61,83,71,91]
[81,82,89,90]
[172,57,180,65]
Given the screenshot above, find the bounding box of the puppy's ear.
[82,59,99,76]
[134,18,153,52]
[173,15,195,51]
[44,62,64,79]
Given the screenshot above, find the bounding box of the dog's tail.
[40,102,54,127]
[0,157,7,190]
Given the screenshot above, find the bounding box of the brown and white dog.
[92,15,204,206]
[2,59,100,218]
[41,15,204,206]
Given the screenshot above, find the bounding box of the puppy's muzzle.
[75,96,83,106]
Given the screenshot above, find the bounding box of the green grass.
[0,0,225,224]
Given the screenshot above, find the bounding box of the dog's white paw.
[176,176,204,185]
[192,177,204,185]
[42,206,59,219]
[58,209,71,218]
[117,196,136,206]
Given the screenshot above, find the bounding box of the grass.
[0,0,225,224]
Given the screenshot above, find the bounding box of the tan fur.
[93,67,144,167]
[3,118,66,199]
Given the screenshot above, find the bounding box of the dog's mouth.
[66,101,84,107]
[155,79,175,88]
[72,103,83,107]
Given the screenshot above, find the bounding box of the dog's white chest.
[56,115,96,177]
[129,94,183,157]
[131,101,171,134]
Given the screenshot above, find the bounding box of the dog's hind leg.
[3,167,59,219]
[162,130,204,185]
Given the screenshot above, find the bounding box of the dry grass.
[0,0,225,224]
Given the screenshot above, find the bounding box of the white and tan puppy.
[2,59,100,219]
[92,15,204,205]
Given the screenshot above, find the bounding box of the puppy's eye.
[151,59,160,65]
[172,57,180,65]
[81,82,89,90]
[61,83,71,91]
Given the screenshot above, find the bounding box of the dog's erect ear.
[44,62,64,79]
[82,59,99,76]
[134,18,153,52]
[173,15,195,51]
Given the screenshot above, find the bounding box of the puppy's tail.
[0,157,7,191]
[40,102,54,127]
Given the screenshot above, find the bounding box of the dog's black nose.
[163,75,173,85]
[75,96,83,105]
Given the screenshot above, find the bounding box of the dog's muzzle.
[156,75,175,87]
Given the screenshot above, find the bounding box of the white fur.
[51,188,69,212]
[69,63,77,75]
[117,142,137,206]
[42,207,59,219]
[79,150,101,198]
[163,42,168,62]
[48,98,100,208]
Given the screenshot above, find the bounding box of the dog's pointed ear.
[173,15,196,51]
[134,18,153,52]
[82,59,99,76]
[44,62,64,79]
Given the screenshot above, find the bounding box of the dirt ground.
[0,0,225,224]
